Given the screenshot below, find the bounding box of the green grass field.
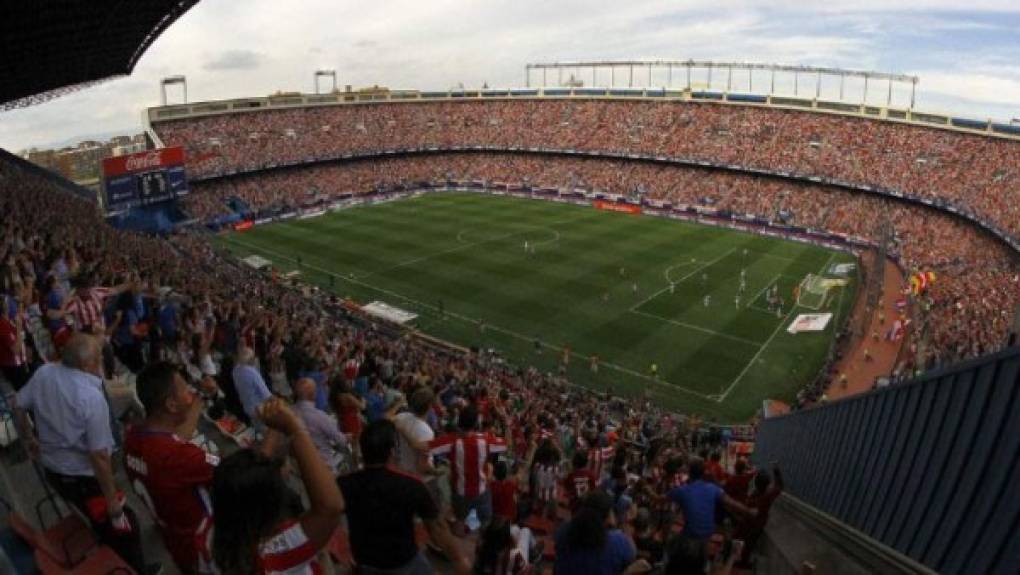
[216,192,857,422]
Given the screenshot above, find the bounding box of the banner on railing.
[593,200,641,214]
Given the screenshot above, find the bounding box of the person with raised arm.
[198,397,344,574]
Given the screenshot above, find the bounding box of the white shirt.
[393,412,433,476]
[16,363,114,476]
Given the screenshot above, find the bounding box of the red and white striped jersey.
[195,518,322,574]
[64,287,114,333]
[430,432,508,498]
[587,446,614,480]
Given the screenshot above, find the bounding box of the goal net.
[796,274,830,310]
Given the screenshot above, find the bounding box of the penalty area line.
[716,251,838,403]
[630,247,738,312]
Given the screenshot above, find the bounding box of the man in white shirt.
[392,388,435,477]
[293,378,348,474]
[14,334,150,571]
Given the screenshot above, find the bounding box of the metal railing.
[753,346,1020,574]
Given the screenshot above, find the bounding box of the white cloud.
[917,72,1020,115]
[1,0,1018,150]
[203,50,266,71]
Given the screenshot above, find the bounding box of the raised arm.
[258,398,344,548]
[176,388,207,440]
[721,493,757,520]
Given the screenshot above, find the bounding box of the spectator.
[490,441,536,524]
[364,377,390,422]
[564,451,599,513]
[0,290,31,390]
[330,376,366,459]
[554,490,649,575]
[630,508,663,564]
[61,273,128,336]
[430,405,508,531]
[393,387,437,477]
[232,346,272,429]
[733,465,784,567]
[13,334,151,572]
[667,457,755,543]
[704,451,725,483]
[337,419,470,575]
[722,459,754,506]
[110,285,146,373]
[292,377,349,474]
[474,516,535,575]
[157,294,180,352]
[199,397,344,574]
[124,362,219,573]
[601,466,635,523]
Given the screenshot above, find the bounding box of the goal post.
[796,274,830,310]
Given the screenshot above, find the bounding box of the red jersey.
[124,428,218,571]
[430,432,507,498]
[490,478,518,521]
[564,468,599,510]
[723,472,755,505]
[342,358,360,381]
[705,460,726,483]
[0,314,25,367]
[196,517,322,574]
[339,402,362,435]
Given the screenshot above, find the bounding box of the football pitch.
[216,191,857,421]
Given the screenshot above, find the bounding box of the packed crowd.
[184,152,1020,368]
[2,154,783,574]
[154,99,1020,239]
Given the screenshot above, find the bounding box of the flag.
[910,271,936,296]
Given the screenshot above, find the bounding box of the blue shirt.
[353,376,369,398]
[113,307,139,347]
[158,302,178,340]
[231,363,272,422]
[668,480,724,539]
[554,527,635,575]
[293,400,347,471]
[16,363,115,477]
[365,392,386,422]
[45,290,64,332]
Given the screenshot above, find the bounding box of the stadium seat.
[34,546,134,574]
[7,511,96,569]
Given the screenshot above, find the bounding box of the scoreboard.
[101,146,189,213]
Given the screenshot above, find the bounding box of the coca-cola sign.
[124,151,163,172]
[103,146,185,177]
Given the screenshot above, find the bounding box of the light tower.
[314,69,337,94]
[160,75,187,105]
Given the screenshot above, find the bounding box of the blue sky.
[1,0,1018,151]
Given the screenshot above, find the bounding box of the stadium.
[0,2,1018,575]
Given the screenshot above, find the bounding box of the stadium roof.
[0,0,201,111]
